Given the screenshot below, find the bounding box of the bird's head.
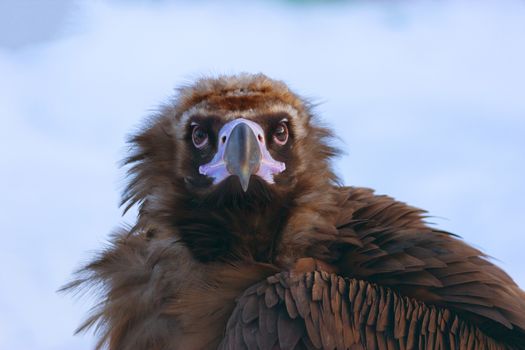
[123,74,339,251]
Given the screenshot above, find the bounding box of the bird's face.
[178,108,303,202]
[197,117,286,192]
[123,74,338,218]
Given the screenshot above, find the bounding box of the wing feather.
[333,186,525,344]
[218,271,518,349]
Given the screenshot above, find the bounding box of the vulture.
[64,73,525,349]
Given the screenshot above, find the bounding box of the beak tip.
[240,177,250,192]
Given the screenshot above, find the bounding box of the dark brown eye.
[192,125,209,149]
[273,122,288,146]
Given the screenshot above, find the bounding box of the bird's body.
[66,74,525,349]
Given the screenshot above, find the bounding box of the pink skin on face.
[199,118,286,186]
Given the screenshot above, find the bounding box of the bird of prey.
[64,73,525,349]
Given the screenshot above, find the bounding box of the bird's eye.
[273,122,289,146]
[192,125,209,149]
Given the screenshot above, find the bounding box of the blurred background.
[1,0,524,348]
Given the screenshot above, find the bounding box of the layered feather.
[220,270,520,350]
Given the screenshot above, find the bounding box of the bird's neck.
[171,197,292,264]
[135,178,339,266]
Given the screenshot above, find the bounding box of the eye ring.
[192,125,209,149]
[273,122,289,146]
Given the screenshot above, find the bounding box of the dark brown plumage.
[64,73,525,349]
[221,271,514,350]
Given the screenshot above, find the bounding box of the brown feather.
[62,74,525,349]
[219,271,519,349]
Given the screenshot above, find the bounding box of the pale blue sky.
[1,1,524,349]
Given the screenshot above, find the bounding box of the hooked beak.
[199,118,285,192]
[224,123,261,191]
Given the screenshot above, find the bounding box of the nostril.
[258,134,263,143]
[222,135,227,144]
